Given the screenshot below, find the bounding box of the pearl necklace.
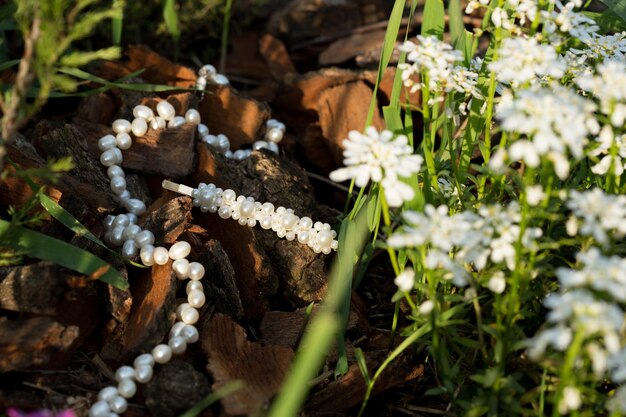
[89,67,336,417]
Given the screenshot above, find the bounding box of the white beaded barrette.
[89,66,336,417]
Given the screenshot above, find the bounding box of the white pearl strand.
[91,68,336,416]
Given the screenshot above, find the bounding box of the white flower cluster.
[488,37,566,86]
[398,36,481,98]
[589,126,626,176]
[329,127,423,207]
[541,0,599,41]
[388,203,542,287]
[570,31,626,62]
[491,84,599,179]
[565,188,626,246]
[528,248,626,414]
[576,60,626,127]
[190,183,338,254]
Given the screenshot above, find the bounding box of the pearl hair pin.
[90,66,336,417]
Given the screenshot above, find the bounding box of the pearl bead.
[156,101,175,120]
[116,133,132,150]
[240,201,255,217]
[98,135,117,151]
[317,230,334,247]
[186,280,203,294]
[213,74,229,85]
[260,216,272,229]
[117,379,136,398]
[297,231,310,244]
[169,321,186,338]
[218,206,232,219]
[107,165,124,179]
[299,217,313,229]
[169,336,187,354]
[196,76,207,90]
[222,189,236,201]
[168,116,186,128]
[89,400,111,417]
[133,105,154,120]
[185,109,201,124]
[181,307,199,324]
[122,239,138,257]
[217,134,230,152]
[150,117,166,130]
[122,224,142,240]
[115,365,135,382]
[176,303,191,320]
[267,142,279,154]
[181,325,199,343]
[98,386,118,402]
[261,203,275,214]
[153,247,169,265]
[188,262,205,280]
[125,198,146,215]
[286,231,295,241]
[169,241,191,260]
[134,364,153,383]
[266,128,284,143]
[109,395,127,413]
[135,230,155,248]
[188,289,205,308]
[133,353,155,367]
[131,118,148,137]
[118,190,131,202]
[127,213,138,225]
[203,134,219,147]
[110,226,125,246]
[172,258,190,279]
[112,119,131,134]
[152,344,172,364]
[103,215,116,229]
[267,119,285,131]
[111,147,123,164]
[100,148,119,167]
[233,150,247,160]
[253,140,268,151]
[197,123,209,136]
[199,64,217,78]
[283,213,298,229]
[110,175,126,195]
[112,214,130,228]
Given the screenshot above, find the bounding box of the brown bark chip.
[0,317,80,372]
[259,34,297,80]
[0,262,65,315]
[202,313,294,416]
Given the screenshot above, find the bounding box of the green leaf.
[60,46,120,67]
[598,0,626,23]
[365,0,407,126]
[354,348,371,385]
[163,0,180,41]
[0,59,20,72]
[421,0,445,39]
[111,0,124,46]
[448,0,465,48]
[583,10,626,32]
[0,220,128,289]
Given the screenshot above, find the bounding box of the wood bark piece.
[197,85,271,150]
[225,31,274,81]
[144,360,211,417]
[0,317,79,372]
[305,356,425,414]
[100,44,197,88]
[76,93,197,178]
[202,313,294,416]
[36,123,116,212]
[0,262,64,315]
[259,34,297,80]
[317,80,385,162]
[319,29,387,66]
[142,196,193,246]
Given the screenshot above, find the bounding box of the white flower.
[394,268,415,292]
[491,7,513,30]
[329,127,423,207]
[398,36,463,93]
[569,32,626,62]
[558,386,582,414]
[495,85,599,178]
[487,271,506,294]
[489,37,565,86]
[576,60,626,127]
[525,185,546,206]
[507,0,538,25]
[418,300,435,315]
[542,0,599,41]
[566,189,626,246]
[589,126,626,176]
[527,325,573,360]
[608,348,626,383]
[606,385,626,414]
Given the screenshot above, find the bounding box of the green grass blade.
[178,381,244,417]
[421,0,445,39]
[111,0,124,46]
[598,0,626,23]
[0,220,128,289]
[163,0,180,41]
[0,59,20,72]
[448,0,464,48]
[365,0,407,127]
